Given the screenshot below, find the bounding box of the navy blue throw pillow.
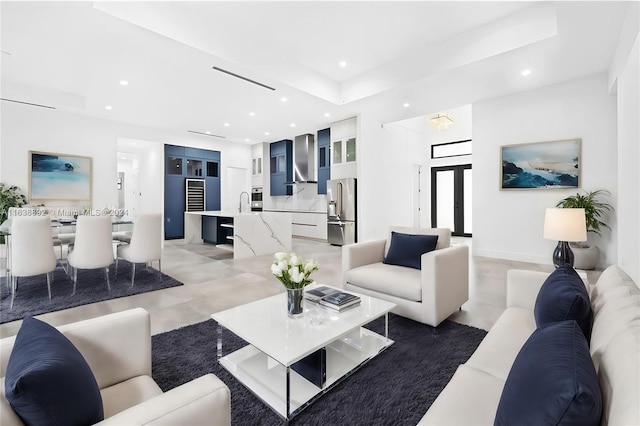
[383,232,439,269]
[494,320,602,426]
[5,316,104,426]
[534,264,592,341]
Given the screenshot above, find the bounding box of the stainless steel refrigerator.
[327,178,357,245]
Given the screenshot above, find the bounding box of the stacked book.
[304,286,339,303]
[318,291,361,312]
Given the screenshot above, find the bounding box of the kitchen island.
[184,211,292,259]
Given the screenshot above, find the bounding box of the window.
[431,139,472,159]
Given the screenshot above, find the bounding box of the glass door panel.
[435,170,455,232]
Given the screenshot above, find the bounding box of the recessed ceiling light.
[339,61,347,67]
[290,123,296,127]
[324,112,330,117]
[265,131,270,136]
[105,105,112,110]
[119,80,128,86]
[206,131,211,135]
[224,123,230,127]
[245,138,250,142]
[249,112,255,116]
[281,97,287,102]
[521,69,531,76]
[403,103,410,108]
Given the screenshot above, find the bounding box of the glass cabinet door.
[186,159,203,176]
[346,137,356,162]
[333,140,342,164]
[167,157,183,175]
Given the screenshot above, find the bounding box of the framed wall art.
[501,138,581,190]
[29,151,92,202]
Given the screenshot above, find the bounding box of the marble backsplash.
[265,183,327,212]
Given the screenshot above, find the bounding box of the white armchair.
[0,308,231,426]
[342,226,469,327]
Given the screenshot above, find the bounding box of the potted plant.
[556,189,613,269]
[0,183,28,245]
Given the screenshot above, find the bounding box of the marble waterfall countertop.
[184,211,292,259]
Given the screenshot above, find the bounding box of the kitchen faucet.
[239,191,249,213]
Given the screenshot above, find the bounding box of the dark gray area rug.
[0,260,183,324]
[152,313,487,425]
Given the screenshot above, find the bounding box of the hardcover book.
[304,286,339,302]
[319,292,361,311]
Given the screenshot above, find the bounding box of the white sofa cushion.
[597,324,640,426]
[465,307,537,381]
[345,262,422,301]
[417,364,504,425]
[101,376,163,418]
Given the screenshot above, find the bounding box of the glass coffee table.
[212,285,395,420]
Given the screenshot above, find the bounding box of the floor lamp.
[543,208,587,268]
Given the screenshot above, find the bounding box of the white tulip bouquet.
[271,252,319,289]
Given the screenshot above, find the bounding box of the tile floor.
[0,237,601,338]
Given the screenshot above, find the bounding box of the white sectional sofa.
[419,265,640,425]
[0,308,231,426]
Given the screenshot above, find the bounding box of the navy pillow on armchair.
[534,264,592,341]
[383,232,439,269]
[5,316,104,426]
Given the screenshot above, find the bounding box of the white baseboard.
[472,248,551,266]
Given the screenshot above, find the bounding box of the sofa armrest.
[342,239,386,288]
[506,270,549,310]
[1,308,151,389]
[421,245,469,326]
[96,374,231,426]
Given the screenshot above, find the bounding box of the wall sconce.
[430,113,454,131]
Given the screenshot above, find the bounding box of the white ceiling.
[0,1,630,145]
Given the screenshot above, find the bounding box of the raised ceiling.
[0,1,630,144]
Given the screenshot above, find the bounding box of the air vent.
[212,67,275,91]
[1,98,55,109]
[188,130,226,138]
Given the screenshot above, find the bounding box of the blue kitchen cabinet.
[164,144,221,239]
[270,139,293,196]
[317,128,330,194]
[164,175,185,239]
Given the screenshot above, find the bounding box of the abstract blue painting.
[501,139,581,190]
[29,151,92,201]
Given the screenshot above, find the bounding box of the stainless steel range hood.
[285,133,317,184]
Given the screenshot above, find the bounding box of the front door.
[431,164,472,237]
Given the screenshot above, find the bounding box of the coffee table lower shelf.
[218,327,393,420]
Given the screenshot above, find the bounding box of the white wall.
[473,73,618,267]
[358,114,427,241]
[1,103,251,218]
[611,3,640,283]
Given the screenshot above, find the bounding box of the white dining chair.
[9,216,58,309]
[66,215,114,294]
[115,214,162,286]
